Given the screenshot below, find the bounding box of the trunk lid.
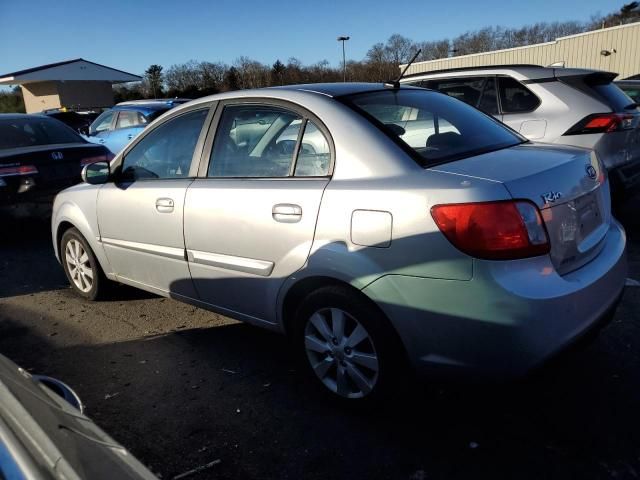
[432,143,610,275]
[0,143,109,189]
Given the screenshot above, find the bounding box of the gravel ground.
[1,198,640,480]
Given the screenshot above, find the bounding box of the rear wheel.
[294,285,406,401]
[60,228,109,300]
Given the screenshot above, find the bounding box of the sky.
[0,0,618,78]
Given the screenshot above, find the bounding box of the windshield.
[0,117,84,150]
[342,89,524,165]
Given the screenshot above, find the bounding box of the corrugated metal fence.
[403,22,640,79]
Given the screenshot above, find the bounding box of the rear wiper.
[384,49,422,89]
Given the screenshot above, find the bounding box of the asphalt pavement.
[1,198,639,480]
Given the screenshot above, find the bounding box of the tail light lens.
[564,112,639,135]
[0,165,39,177]
[431,200,550,260]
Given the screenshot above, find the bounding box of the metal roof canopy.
[0,58,141,86]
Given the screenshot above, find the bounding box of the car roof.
[179,83,424,110]
[400,64,613,81]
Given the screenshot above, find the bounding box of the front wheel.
[60,228,109,301]
[294,286,406,401]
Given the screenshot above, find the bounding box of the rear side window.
[121,109,208,180]
[115,111,144,129]
[208,105,331,178]
[343,89,523,165]
[410,77,499,116]
[498,77,540,113]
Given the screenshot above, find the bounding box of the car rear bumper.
[362,219,627,379]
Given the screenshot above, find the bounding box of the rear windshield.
[0,117,84,150]
[146,108,171,122]
[591,82,637,110]
[341,89,523,166]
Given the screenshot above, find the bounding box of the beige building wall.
[404,22,640,79]
[21,82,61,113]
[21,80,115,113]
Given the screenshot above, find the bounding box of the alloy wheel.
[64,239,94,293]
[304,307,379,398]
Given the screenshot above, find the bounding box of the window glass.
[0,117,83,149]
[91,111,114,133]
[499,77,540,113]
[344,89,523,165]
[478,77,499,115]
[294,121,331,176]
[424,77,486,107]
[208,105,302,177]
[137,112,149,124]
[115,111,141,129]
[121,109,208,181]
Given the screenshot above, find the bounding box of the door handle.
[98,138,106,144]
[156,198,174,213]
[127,134,134,140]
[272,204,302,223]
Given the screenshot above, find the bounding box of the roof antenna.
[385,49,422,89]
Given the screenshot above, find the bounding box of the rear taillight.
[564,112,638,135]
[0,165,39,177]
[431,200,550,260]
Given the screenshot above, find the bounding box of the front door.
[97,107,210,297]
[184,103,332,324]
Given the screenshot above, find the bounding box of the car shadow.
[1,298,639,480]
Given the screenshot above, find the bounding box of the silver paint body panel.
[52,84,627,377]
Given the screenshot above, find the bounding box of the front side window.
[498,77,540,113]
[121,109,208,181]
[343,89,524,165]
[91,111,114,133]
[424,77,486,107]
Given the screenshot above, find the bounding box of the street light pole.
[337,36,350,82]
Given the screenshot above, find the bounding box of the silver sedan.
[51,84,627,401]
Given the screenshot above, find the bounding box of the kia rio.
[51,84,627,401]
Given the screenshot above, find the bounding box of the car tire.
[293,285,407,402]
[60,228,109,301]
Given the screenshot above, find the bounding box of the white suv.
[402,65,640,195]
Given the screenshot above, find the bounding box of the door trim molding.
[101,237,186,261]
[186,249,274,276]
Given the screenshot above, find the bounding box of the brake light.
[431,200,550,260]
[0,165,39,177]
[564,113,638,135]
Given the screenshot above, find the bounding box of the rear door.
[97,107,211,296]
[184,101,332,324]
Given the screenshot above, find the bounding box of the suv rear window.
[560,74,636,112]
[342,89,523,166]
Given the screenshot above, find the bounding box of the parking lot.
[0,196,638,480]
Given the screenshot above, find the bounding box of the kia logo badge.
[51,151,64,160]
[586,164,597,180]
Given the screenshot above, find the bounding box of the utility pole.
[337,36,350,82]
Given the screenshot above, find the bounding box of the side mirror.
[81,161,110,185]
[78,125,90,135]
